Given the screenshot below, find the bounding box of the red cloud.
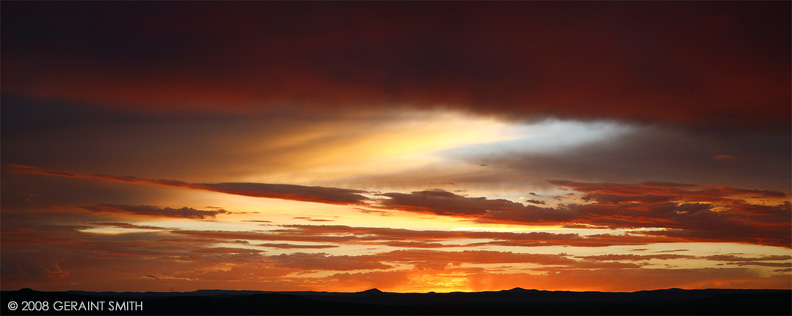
[43,260,70,278]
[3,2,789,129]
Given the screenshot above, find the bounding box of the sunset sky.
[2,1,790,293]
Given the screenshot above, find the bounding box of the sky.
[1,1,790,293]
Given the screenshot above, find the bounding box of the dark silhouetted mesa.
[2,288,790,315]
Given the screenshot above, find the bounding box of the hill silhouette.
[1,288,789,315]
[359,288,383,294]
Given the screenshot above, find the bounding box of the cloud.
[1,239,299,292]
[172,229,357,243]
[381,241,455,248]
[158,223,679,249]
[89,222,170,230]
[6,164,371,206]
[293,216,335,222]
[191,247,264,254]
[373,181,790,248]
[358,250,644,270]
[275,225,678,248]
[703,254,792,268]
[372,181,790,248]
[377,190,573,223]
[44,260,70,278]
[3,2,789,130]
[269,253,393,271]
[549,180,788,202]
[83,204,229,219]
[257,243,338,249]
[362,250,578,266]
[314,270,414,292]
[470,236,672,248]
[493,181,790,247]
[723,262,791,268]
[8,164,790,247]
[2,203,789,292]
[450,125,791,190]
[195,182,369,205]
[577,254,695,261]
[378,189,542,216]
[265,250,643,273]
[703,255,792,262]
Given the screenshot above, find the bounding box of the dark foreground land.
[2,287,790,315]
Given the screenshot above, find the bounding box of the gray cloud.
[447,125,791,191]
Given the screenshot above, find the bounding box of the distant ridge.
[502,287,537,293]
[2,288,789,315]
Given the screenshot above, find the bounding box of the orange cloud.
[7,164,790,247]
[2,205,789,293]
[269,253,393,271]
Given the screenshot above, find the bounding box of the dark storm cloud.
[2,2,788,128]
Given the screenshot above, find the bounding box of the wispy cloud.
[6,164,370,206]
[83,204,230,219]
